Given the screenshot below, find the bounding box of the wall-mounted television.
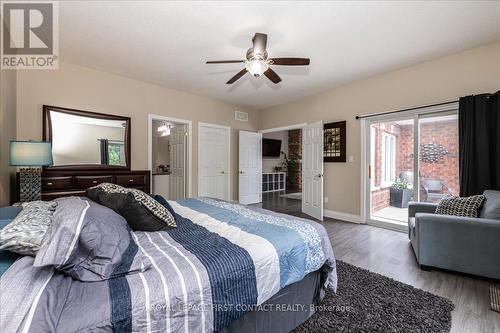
[262,139,282,157]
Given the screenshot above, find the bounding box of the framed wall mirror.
[43,105,131,170]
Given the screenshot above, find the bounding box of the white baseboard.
[323,209,364,224]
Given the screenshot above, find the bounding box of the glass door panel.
[418,114,459,203]
[370,119,415,225]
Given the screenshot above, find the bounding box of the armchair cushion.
[480,190,500,220]
[435,195,485,218]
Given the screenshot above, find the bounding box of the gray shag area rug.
[293,261,454,333]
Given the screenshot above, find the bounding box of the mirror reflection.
[49,111,127,166]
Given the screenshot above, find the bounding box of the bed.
[0,197,337,333]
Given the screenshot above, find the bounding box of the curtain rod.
[355,100,458,120]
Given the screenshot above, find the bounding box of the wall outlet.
[324,197,329,203]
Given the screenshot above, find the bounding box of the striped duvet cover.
[0,197,337,333]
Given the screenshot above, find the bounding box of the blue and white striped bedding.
[0,197,337,333]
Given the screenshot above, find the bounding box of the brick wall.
[419,120,459,197]
[288,129,302,191]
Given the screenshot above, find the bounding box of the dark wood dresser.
[14,170,150,202]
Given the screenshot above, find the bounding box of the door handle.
[317,174,323,178]
[239,171,244,174]
[220,171,226,174]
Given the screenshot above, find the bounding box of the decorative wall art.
[324,121,346,162]
[419,142,449,163]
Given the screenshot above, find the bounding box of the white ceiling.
[59,1,500,109]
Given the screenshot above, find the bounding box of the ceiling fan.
[206,33,310,84]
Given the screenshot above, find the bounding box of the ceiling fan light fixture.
[157,123,171,136]
[157,123,167,132]
[245,59,269,77]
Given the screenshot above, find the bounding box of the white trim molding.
[148,114,193,198]
[368,219,408,233]
[258,123,307,134]
[324,209,363,224]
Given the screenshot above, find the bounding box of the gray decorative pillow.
[0,201,57,256]
[435,195,485,218]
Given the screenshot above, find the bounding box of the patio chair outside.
[422,179,452,202]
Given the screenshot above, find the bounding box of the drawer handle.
[92,180,98,184]
[129,179,134,182]
[47,182,53,186]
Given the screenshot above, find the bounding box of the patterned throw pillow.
[0,201,57,256]
[87,183,176,231]
[435,195,486,218]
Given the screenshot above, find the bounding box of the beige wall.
[259,42,500,216]
[0,69,17,206]
[16,62,259,201]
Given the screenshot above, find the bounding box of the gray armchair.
[408,190,500,279]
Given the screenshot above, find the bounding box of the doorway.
[362,103,459,231]
[148,115,192,200]
[198,122,230,201]
[259,126,303,215]
[256,122,324,221]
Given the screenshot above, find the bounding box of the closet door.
[198,123,230,200]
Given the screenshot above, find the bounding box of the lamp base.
[19,167,42,202]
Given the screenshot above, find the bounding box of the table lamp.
[9,141,53,202]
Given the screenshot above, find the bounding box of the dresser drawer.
[75,176,113,189]
[42,176,73,191]
[115,174,146,187]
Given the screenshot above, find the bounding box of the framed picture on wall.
[324,121,346,162]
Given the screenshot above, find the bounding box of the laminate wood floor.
[253,193,500,333]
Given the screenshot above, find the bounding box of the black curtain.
[459,92,500,196]
[99,139,109,165]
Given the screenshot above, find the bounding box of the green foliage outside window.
[108,144,122,166]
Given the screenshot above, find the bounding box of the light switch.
[348,155,354,163]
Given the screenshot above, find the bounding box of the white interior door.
[302,121,324,221]
[169,124,186,200]
[239,131,262,205]
[198,123,230,200]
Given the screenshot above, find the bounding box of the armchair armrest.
[408,202,437,218]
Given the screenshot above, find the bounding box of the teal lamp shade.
[9,141,53,166]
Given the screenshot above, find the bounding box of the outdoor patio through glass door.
[365,107,459,229]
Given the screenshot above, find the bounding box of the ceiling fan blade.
[206,60,245,64]
[252,33,267,55]
[264,68,282,84]
[270,58,310,66]
[226,68,248,84]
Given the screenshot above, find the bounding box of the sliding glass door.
[364,105,459,230]
[369,117,415,226]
